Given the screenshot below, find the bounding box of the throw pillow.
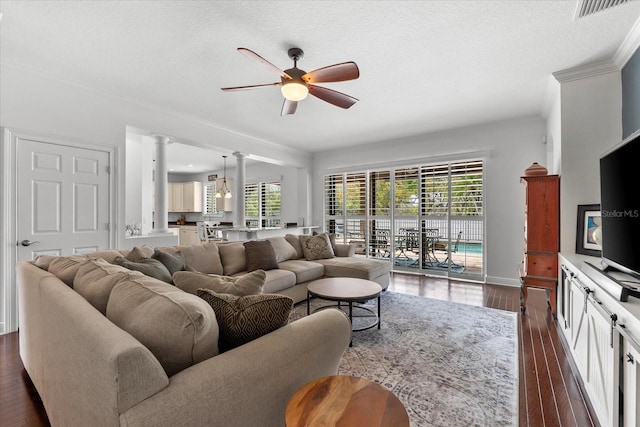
[313,231,338,254]
[114,256,173,283]
[285,234,304,259]
[243,240,278,272]
[173,270,265,296]
[267,236,298,263]
[299,233,335,261]
[217,242,247,275]
[152,249,185,275]
[197,289,293,352]
[125,245,154,262]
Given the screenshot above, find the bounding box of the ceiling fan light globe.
[281,82,308,101]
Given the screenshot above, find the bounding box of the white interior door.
[17,139,111,261]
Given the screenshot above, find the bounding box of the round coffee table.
[307,278,382,347]
[285,375,410,427]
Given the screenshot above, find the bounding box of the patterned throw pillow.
[173,270,265,296]
[243,240,279,272]
[299,233,335,261]
[197,289,293,352]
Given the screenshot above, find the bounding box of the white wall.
[557,71,623,257]
[125,133,154,234]
[313,116,547,286]
[0,64,312,247]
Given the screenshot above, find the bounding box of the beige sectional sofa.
[16,233,391,427]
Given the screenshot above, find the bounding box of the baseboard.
[486,276,521,287]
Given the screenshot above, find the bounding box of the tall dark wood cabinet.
[520,175,560,315]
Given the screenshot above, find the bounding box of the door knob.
[20,240,40,247]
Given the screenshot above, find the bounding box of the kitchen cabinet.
[168,181,202,213]
[178,225,200,246]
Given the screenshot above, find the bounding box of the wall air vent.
[574,0,629,19]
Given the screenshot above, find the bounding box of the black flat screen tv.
[599,129,640,277]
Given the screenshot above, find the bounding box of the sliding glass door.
[324,159,484,280]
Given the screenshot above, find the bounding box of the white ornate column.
[233,152,246,228]
[152,135,170,234]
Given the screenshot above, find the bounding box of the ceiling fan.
[221,47,359,116]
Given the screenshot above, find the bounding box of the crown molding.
[615,15,640,67]
[552,60,619,83]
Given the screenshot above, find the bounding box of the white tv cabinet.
[558,254,640,427]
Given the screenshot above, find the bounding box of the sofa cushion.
[285,234,304,259]
[218,242,246,275]
[89,249,127,264]
[278,259,325,283]
[262,269,297,293]
[299,233,335,261]
[73,258,141,315]
[48,255,89,286]
[173,270,265,296]
[33,254,58,271]
[316,257,392,280]
[125,245,154,262]
[267,236,298,262]
[107,274,219,377]
[152,249,186,275]
[197,289,293,352]
[114,256,173,283]
[243,240,278,272]
[173,243,223,275]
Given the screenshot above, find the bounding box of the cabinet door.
[172,183,184,212]
[622,339,640,427]
[168,183,174,212]
[569,279,588,374]
[584,300,619,427]
[182,182,202,212]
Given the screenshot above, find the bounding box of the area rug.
[289,291,518,427]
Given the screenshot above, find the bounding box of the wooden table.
[307,278,382,346]
[285,375,410,427]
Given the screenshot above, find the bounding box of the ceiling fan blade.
[308,85,358,109]
[238,48,292,80]
[221,82,280,91]
[281,99,298,116]
[302,62,359,83]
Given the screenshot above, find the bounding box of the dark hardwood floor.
[0,272,598,426]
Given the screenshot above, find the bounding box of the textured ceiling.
[1,0,640,171]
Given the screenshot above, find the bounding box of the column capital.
[154,135,171,145]
[232,151,246,159]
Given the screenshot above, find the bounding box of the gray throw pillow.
[153,249,185,275]
[173,270,265,296]
[243,240,278,272]
[115,256,173,283]
[197,289,293,352]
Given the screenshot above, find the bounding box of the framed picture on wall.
[576,204,602,257]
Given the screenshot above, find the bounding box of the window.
[245,180,281,228]
[324,159,484,279]
[203,183,220,216]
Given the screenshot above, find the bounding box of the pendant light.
[215,155,232,199]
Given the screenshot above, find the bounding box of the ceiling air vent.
[574,0,629,19]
